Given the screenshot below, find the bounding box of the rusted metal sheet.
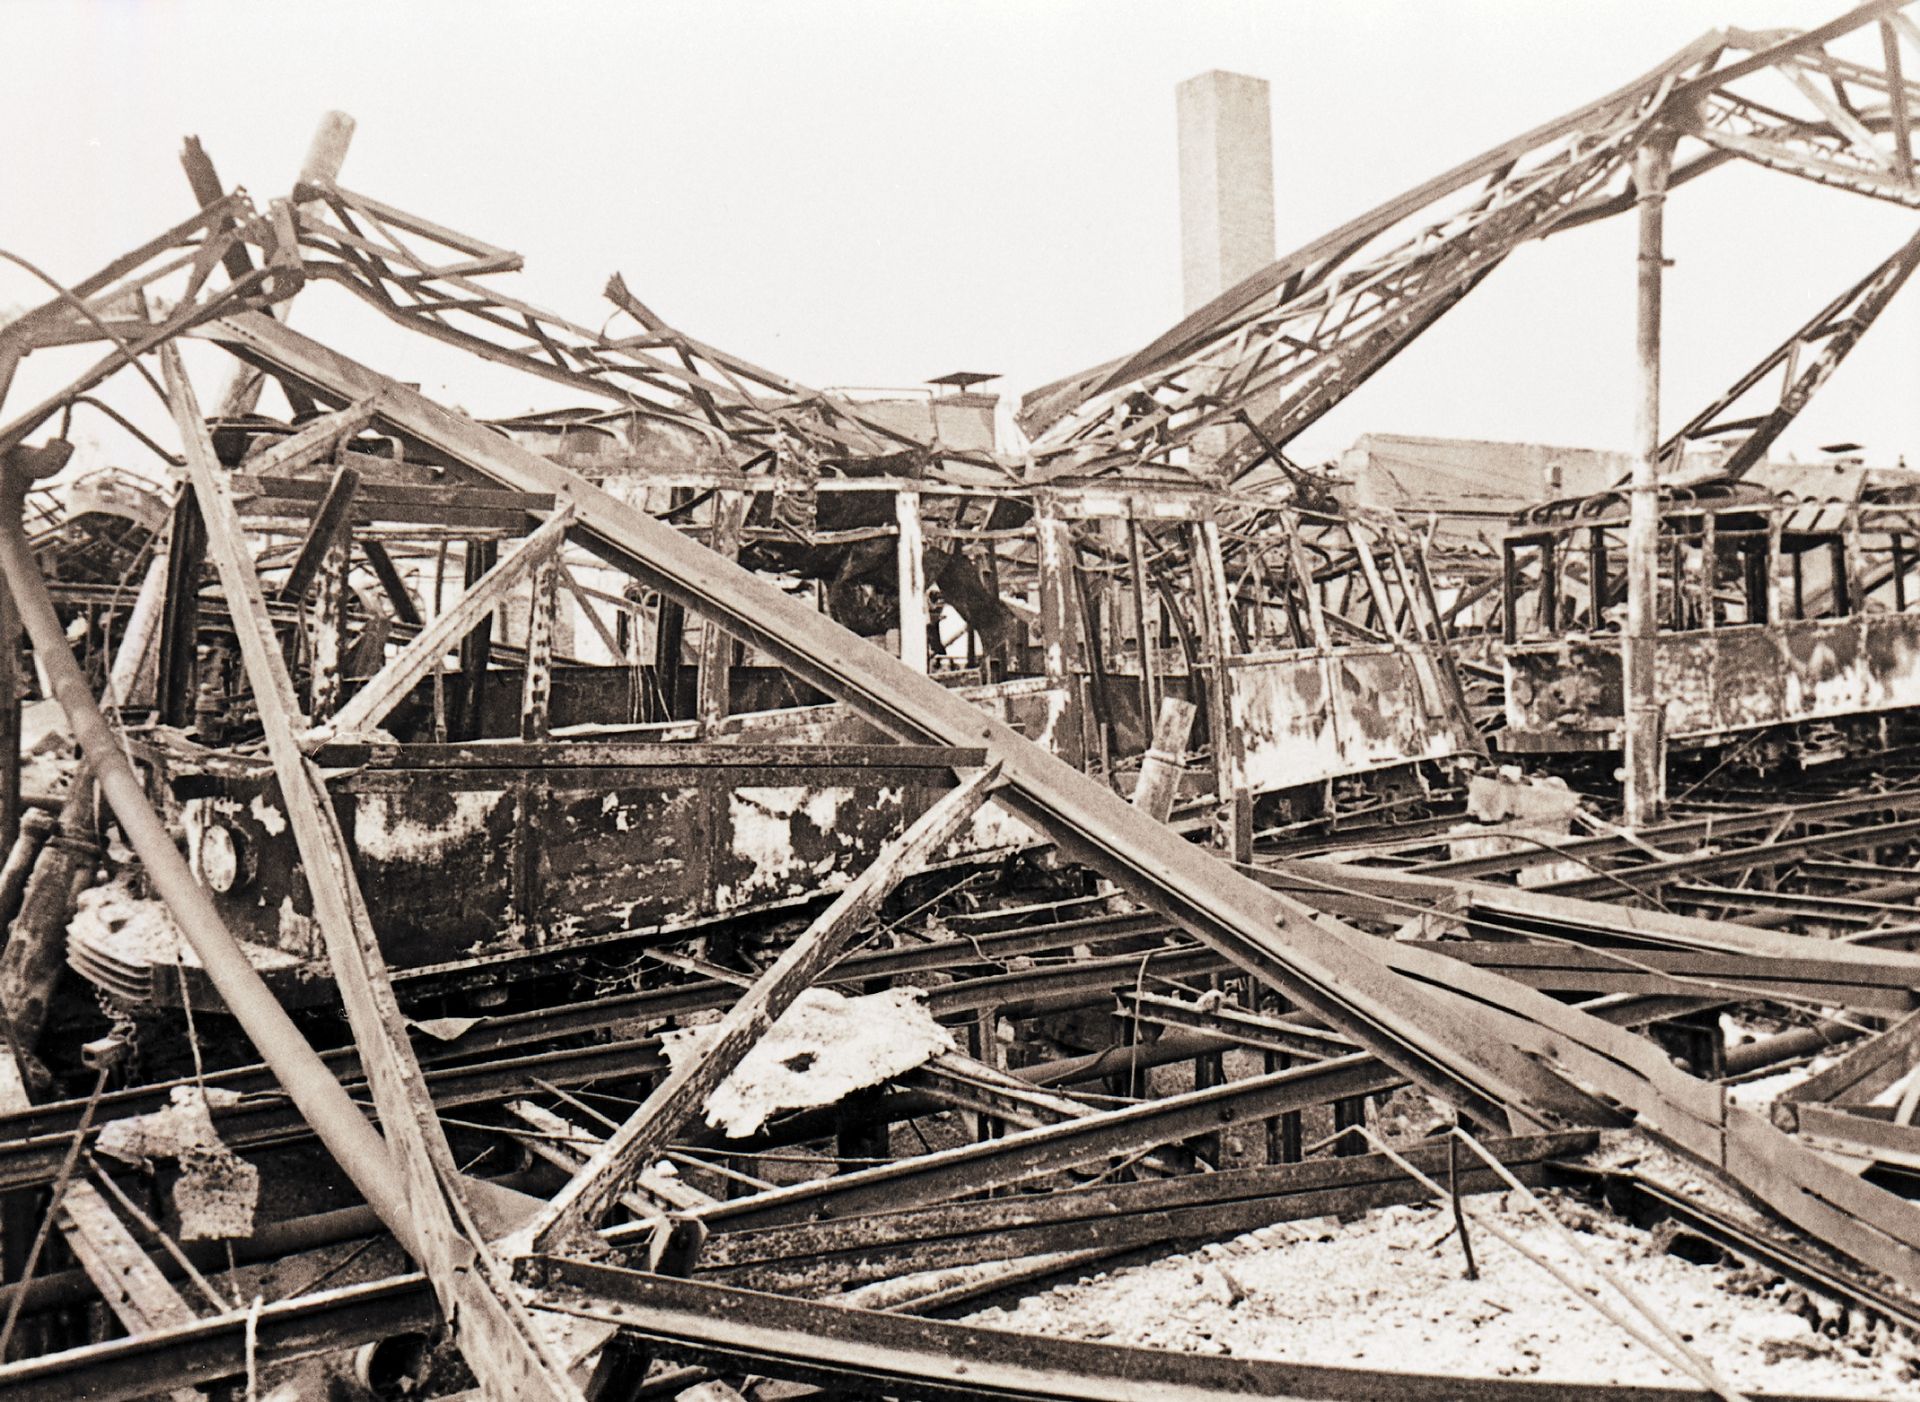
[1506,613,1920,748]
[1234,644,1466,791]
[152,749,985,985]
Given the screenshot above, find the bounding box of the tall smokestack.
[1177,71,1276,314]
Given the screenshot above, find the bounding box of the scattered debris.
[662,987,954,1138]
[6,9,1920,1400]
[97,1084,260,1240]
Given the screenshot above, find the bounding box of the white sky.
[4,0,1920,470]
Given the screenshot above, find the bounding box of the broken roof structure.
[10,4,1920,1399]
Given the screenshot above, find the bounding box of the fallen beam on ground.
[696,1131,1595,1292]
[205,310,1920,1292]
[161,346,579,1400]
[0,1273,437,1402]
[666,1054,1400,1234]
[55,1182,203,1402]
[525,1254,1878,1402]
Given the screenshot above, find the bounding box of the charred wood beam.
[361,537,422,626]
[154,489,206,729]
[277,462,359,603]
[456,537,498,742]
[239,396,384,478]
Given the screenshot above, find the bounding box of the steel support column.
[1623,131,1674,827]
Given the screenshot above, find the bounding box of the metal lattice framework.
[1019,2,1920,484]
[282,180,1009,481]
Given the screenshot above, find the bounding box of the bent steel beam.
[157,348,580,1401]
[203,314,1920,1290]
[529,761,1007,1247]
[206,309,1616,1145]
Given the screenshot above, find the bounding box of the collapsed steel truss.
[1019,1,1920,485]
[6,7,1920,1400]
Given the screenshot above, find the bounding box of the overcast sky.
[5,0,1920,470]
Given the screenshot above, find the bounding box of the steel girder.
[193,314,1920,1295]
[206,308,1611,1146]
[1018,1,1920,484]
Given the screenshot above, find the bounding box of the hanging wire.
[1334,1120,1750,1402]
[0,246,170,405]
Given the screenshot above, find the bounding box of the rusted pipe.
[1723,1018,1862,1079]
[297,111,357,193]
[0,784,99,1060]
[0,807,53,930]
[0,451,419,1254]
[3,541,172,1062]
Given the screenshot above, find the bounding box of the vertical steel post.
[1623,133,1674,829]
[1127,516,1159,731]
[1034,497,1084,769]
[696,491,747,729]
[1189,516,1249,860]
[895,489,928,673]
[0,580,17,857]
[520,551,558,741]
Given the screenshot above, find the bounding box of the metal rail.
[0,1274,436,1402]
[526,1255,1875,1402]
